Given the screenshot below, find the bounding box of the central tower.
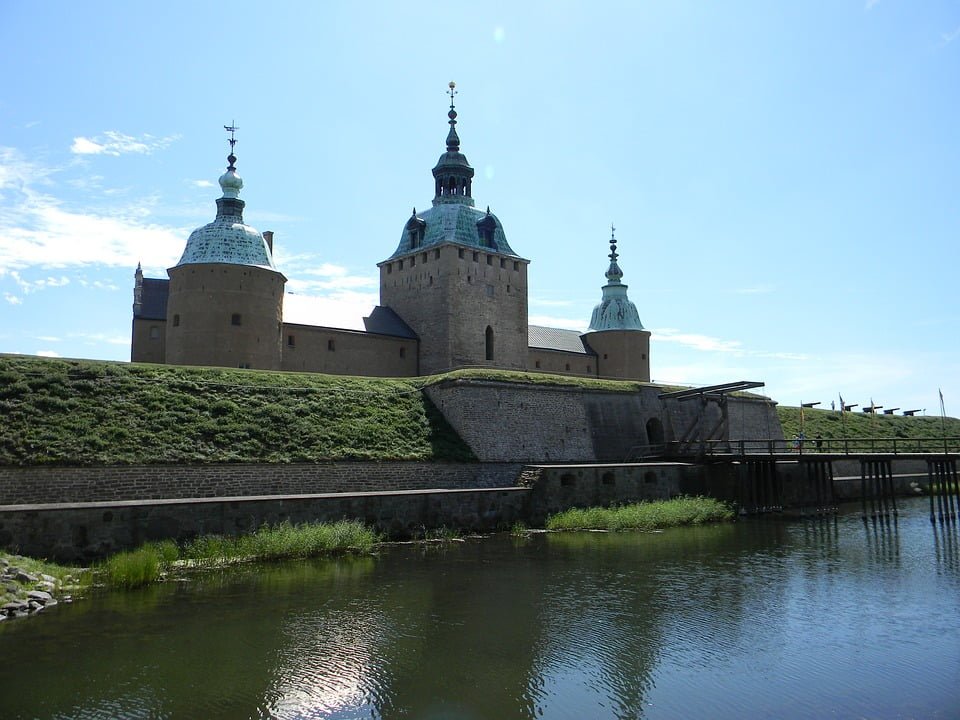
[378,83,529,374]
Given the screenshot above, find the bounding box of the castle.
[131,84,651,380]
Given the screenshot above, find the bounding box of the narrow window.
[387,264,392,274]
[535,360,541,369]
[173,314,180,327]
[434,249,440,260]
[500,258,506,269]
[399,260,404,270]
[287,335,295,347]
[485,284,494,298]
[422,252,428,263]
[231,313,242,326]
[486,255,493,266]
[327,339,335,351]
[472,251,479,262]
[410,256,416,267]
[513,261,519,271]
[586,365,592,373]
[458,248,464,259]
[485,326,494,361]
[149,325,160,340]
[565,363,570,371]
[602,472,616,486]
[399,346,406,358]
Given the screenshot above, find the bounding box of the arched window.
[485,326,494,361]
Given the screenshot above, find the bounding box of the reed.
[100,547,162,588]
[546,496,734,532]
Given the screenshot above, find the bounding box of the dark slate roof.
[135,278,169,320]
[363,306,418,339]
[528,325,595,355]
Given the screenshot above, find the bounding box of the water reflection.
[0,499,958,719]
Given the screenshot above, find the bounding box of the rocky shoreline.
[0,556,75,621]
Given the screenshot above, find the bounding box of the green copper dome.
[588,227,644,332]
[387,83,522,260]
[175,151,277,270]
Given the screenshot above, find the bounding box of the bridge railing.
[667,437,960,457]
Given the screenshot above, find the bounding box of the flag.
[839,393,844,414]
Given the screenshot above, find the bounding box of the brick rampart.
[0,462,522,505]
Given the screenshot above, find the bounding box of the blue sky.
[1,1,957,415]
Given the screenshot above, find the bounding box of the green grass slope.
[0,355,475,466]
[777,405,960,450]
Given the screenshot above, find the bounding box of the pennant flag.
[839,393,844,414]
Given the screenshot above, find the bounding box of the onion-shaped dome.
[588,226,644,331]
[174,153,276,269]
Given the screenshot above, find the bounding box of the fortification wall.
[0,462,522,506]
[424,380,784,463]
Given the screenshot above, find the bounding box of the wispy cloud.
[190,179,215,188]
[283,289,377,331]
[865,0,880,10]
[653,327,809,361]
[940,24,960,47]
[36,350,61,357]
[530,297,575,308]
[69,332,130,347]
[70,131,179,157]
[0,146,186,275]
[4,293,22,305]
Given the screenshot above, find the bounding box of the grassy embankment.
[545,496,734,531]
[0,356,676,466]
[777,405,960,451]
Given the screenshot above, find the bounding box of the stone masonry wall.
[0,462,523,506]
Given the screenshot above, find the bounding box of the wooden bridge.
[645,436,960,524]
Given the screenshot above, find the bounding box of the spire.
[218,122,243,201]
[446,81,461,152]
[588,224,644,332]
[432,81,475,206]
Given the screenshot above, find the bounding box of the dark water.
[1,498,959,719]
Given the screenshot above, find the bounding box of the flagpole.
[939,389,947,453]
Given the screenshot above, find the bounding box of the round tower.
[581,226,651,381]
[165,133,286,370]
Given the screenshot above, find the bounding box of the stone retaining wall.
[0,462,523,505]
[0,488,530,563]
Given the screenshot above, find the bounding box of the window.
[399,347,406,358]
[485,284,494,298]
[410,256,416,267]
[586,365,592,374]
[172,314,180,327]
[500,258,506,269]
[387,264,392,275]
[422,252,428,263]
[434,249,440,260]
[327,339,335,351]
[485,326,494,361]
[535,360,541,369]
[472,252,479,262]
[565,363,570,372]
[642,354,647,360]
[458,248,464,259]
[513,261,519,271]
[399,260,404,270]
[149,326,160,340]
[287,335,295,347]
[231,313,242,326]
[603,353,608,360]
[486,255,493,266]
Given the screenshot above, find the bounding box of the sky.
[1,0,958,415]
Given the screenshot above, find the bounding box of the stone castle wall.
[0,462,523,506]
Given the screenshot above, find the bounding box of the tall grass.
[98,520,379,587]
[546,496,734,532]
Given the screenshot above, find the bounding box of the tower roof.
[173,129,277,270]
[385,84,524,261]
[587,225,644,332]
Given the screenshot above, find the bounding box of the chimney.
[263,230,274,254]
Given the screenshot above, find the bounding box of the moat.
[1,497,958,719]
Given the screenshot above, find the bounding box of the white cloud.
[190,180,215,188]
[940,25,960,47]
[4,293,22,305]
[36,350,61,357]
[283,289,377,330]
[70,332,129,347]
[530,297,575,308]
[528,314,587,332]
[653,327,744,353]
[0,146,186,274]
[35,335,61,342]
[70,131,179,157]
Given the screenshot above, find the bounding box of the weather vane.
[224,121,239,152]
[447,81,457,106]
